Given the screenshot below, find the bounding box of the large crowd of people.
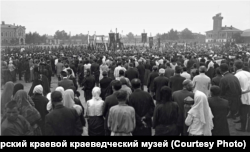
[1,42,250,136]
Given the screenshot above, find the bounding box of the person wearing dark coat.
[172,79,194,136]
[208,86,230,136]
[82,69,95,102]
[77,61,85,86]
[211,67,222,86]
[103,80,122,136]
[29,74,50,97]
[67,69,78,90]
[100,71,113,101]
[147,66,159,93]
[125,63,139,82]
[58,71,74,91]
[46,60,53,87]
[24,59,30,83]
[91,59,100,86]
[152,68,169,104]
[153,86,179,136]
[169,66,186,93]
[128,79,155,136]
[164,63,174,79]
[219,63,242,119]
[137,60,145,90]
[45,91,83,136]
[31,85,49,135]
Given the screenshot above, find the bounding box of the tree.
[54,30,69,40]
[126,32,135,43]
[168,29,179,40]
[181,28,194,39]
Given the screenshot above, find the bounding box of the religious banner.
[109,33,115,43]
[149,37,153,48]
[141,33,147,43]
[158,38,161,48]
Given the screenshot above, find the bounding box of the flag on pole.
[87,31,89,45]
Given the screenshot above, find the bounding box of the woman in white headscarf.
[99,60,109,81]
[86,87,105,136]
[31,85,49,135]
[63,89,83,116]
[46,87,65,112]
[185,90,214,136]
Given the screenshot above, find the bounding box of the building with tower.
[205,13,242,43]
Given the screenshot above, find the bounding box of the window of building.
[1,32,3,37]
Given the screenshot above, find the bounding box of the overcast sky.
[1,0,250,36]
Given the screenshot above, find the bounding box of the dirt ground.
[5,75,250,136]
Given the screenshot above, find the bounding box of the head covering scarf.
[33,85,43,95]
[92,87,101,101]
[1,81,14,114]
[13,83,24,96]
[188,90,214,136]
[63,89,82,116]
[63,89,75,108]
[13,90,41,126]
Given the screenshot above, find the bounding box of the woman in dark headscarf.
[13,83,24,96]
[153,86,179,136]
[13,90,42,135]
[1,81,14,114]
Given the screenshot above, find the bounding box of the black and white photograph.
[1,0,250,137]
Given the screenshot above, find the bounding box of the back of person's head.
[102,71,108,77]
[199,62,206,67]
[116,90,127,102]
[129,63,134,67]
[183,79,194,91]
[119,70,125,76]
[86,69,91,75]
[220,63,229,73]
[112,80,122,91]
[120,78,128,85]
[183,67,187,72]
[58,59,61,62]
[117,62,121,66]
[234,60,244,70]
[160,86,172,102]
[199,66,207,73]
[193,63,197,69]
[215,67,221,75]
[61,71,68,77]
[166,63,171,67]
[175,66,182,74]
[152,66,158,71]
[210,86,221,97]
[67,69,72,75]
[131,78,141,89]
[51,91,63,103]
[5,99,18,111]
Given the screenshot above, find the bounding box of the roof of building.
[221,26,241,32]
[206,26,241,33]
[1,24,25,29]
[241,29,250,37]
